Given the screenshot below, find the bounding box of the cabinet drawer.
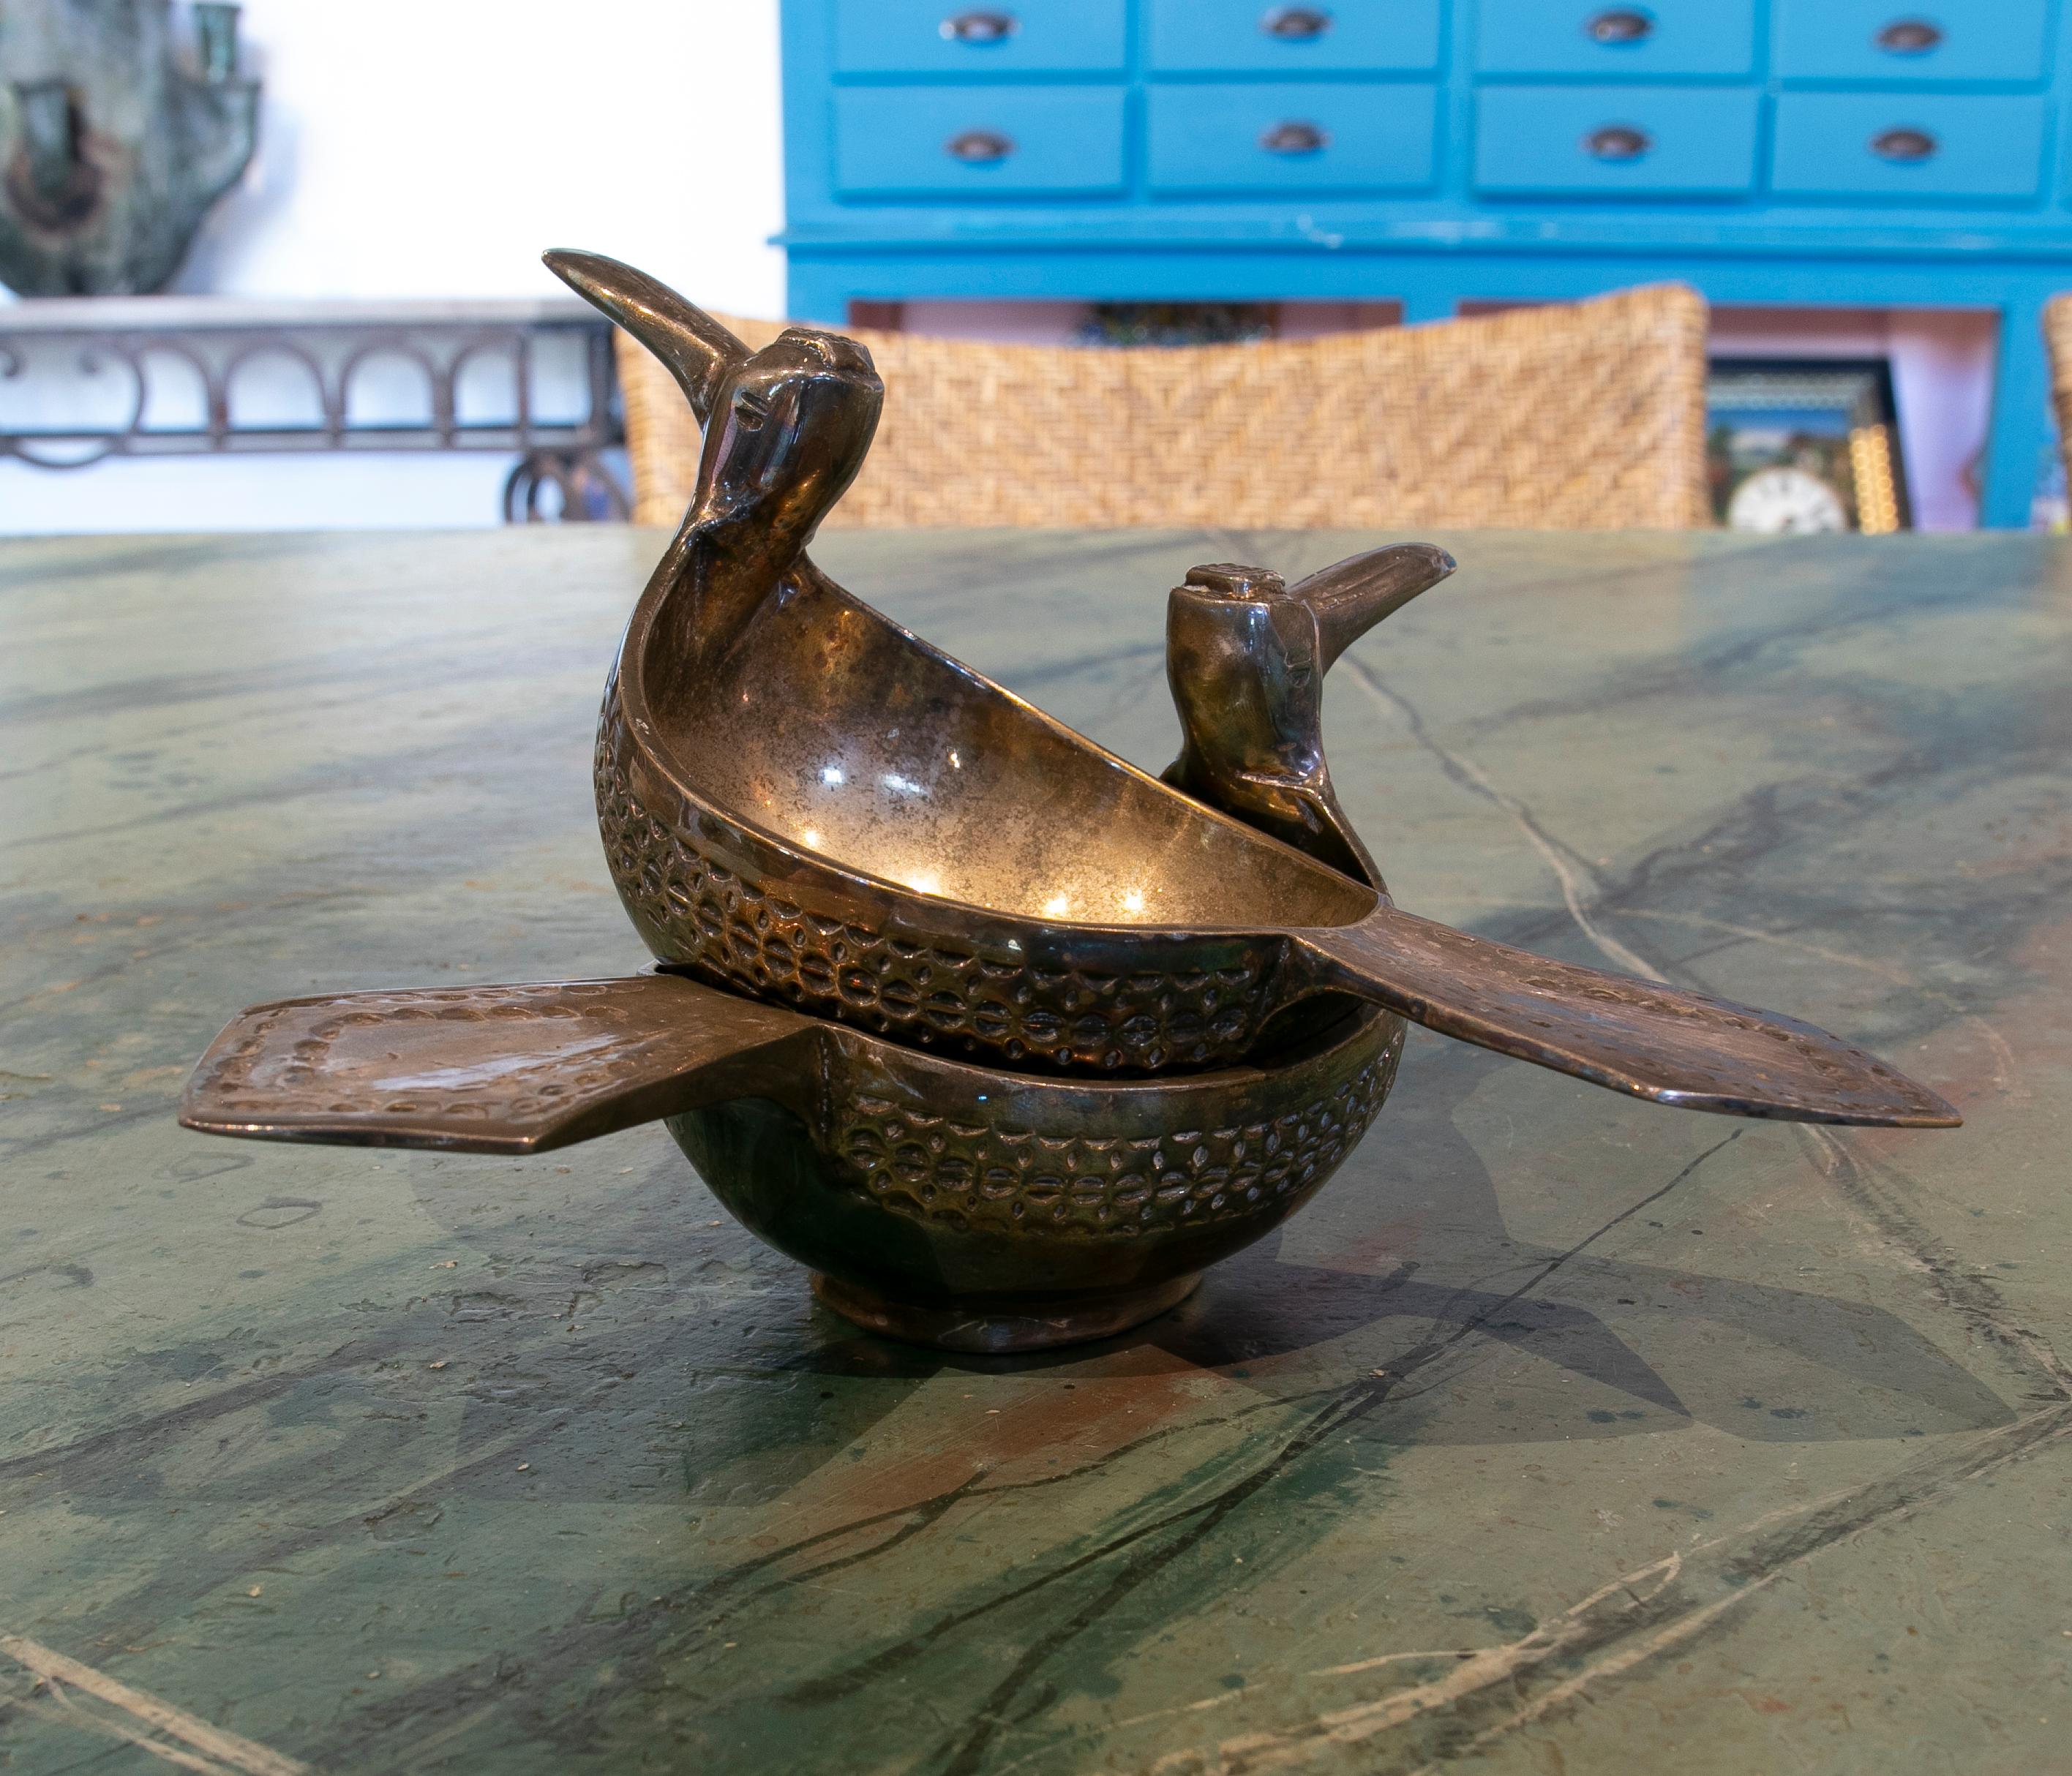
[832,88,1127,196]
[1475,0,1755,78]
[833,0,1125,77]
[1147,82,1437,193]
[1773,2,2050,87]
[1474,86,1759,196]
[1771,94,2047,202]
[1146,0,1441,75]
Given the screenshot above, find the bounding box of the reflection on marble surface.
[1,528,2068,1775]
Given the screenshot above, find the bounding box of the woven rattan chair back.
[617,282,1711,530]
[2044,295,2072,508]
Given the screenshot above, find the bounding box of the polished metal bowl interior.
[551,249,1959,1129]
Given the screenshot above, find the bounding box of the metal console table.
[0,295,626,522]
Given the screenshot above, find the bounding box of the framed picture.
[1707,358,1910,534]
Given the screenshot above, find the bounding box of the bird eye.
[733,391,770,432]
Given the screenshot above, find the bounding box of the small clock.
[1707,358,1910,534]
[1726,465,1849,535]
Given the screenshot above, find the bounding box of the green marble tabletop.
[2,527,2068,1776]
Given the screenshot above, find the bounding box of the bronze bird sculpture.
[180,250,1957,1350]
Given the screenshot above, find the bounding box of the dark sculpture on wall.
[0,0,259,296]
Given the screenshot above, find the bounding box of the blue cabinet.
[782,0,2072,528]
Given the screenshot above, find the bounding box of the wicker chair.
[617,283,1711,530]
[2045,295,2072,504]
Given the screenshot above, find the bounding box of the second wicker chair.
[2043,295,2072,511]
[618,283,1711,532]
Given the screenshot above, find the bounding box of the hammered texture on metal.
[596,699,1272,1072]
[828,1029,1402,1238]
[181,981,726,1149]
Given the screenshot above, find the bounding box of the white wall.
[0,0,788,533]
[176,0,787,313]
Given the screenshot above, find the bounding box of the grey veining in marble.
[0,527,2067,1775]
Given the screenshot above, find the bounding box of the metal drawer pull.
[1260,121,1330,155]
[945,129,1016,164]
[1583,124,1652,162]
[1585,8,1654,45]
[940,10,1018,42]
[1875,18,1943,54]
[1261,6,1332,40]
[1871,127,1938,162]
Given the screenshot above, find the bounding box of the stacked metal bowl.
[182,255,1956,1352]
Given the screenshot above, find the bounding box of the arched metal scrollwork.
[0,299,627,521]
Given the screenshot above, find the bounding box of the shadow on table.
[10,1039,2006,1517]
[652,1041,2011,1500]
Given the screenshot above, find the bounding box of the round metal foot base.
[811,1271,1202,1353]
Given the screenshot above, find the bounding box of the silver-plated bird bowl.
[177,246,1959,1357]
